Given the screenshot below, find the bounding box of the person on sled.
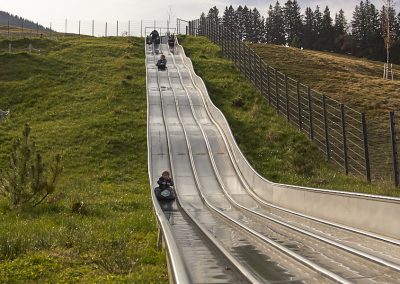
[156,54,167,70]
[155,170,176,200]
[150,29,160,44]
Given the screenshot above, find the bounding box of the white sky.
[2,0,398,31]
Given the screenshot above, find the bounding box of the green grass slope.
[250,43,400,179]
[0,37,167,282]
[179,35,399,197]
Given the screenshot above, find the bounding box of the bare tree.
[381,0,396,79]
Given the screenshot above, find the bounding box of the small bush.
[0,123,63,209]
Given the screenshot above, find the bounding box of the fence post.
[79,20,81,36]
[8,43,11,54]
[308,87,314,140]
[390,111,399,187]
[322,95,330,161]
[7,21,10,39]
[92,20,94,37]
[36,22,39,35]
[259,56,263,93]
[361,113,371,182]
[285,75,290,122]
[117,20,119,36]
[341,104,349,175]
[275,70,279,114]
[105,22,108,37]
[297,81,302,131]
[267,66,271,105]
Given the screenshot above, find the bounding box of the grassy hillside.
[179,35,399,197]
[0,37,167,282]
[250,43,400,179]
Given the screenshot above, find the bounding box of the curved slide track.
[146,36,400,283]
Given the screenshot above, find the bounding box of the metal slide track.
[146,36,400,283]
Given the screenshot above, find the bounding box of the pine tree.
[302,7,315,49]
[283,0,303,46]
[236,5,245,39]
[222,5,236,32]
[0,123,63,209]
[249,8,264,43]
[312,6,323,49]
[242,6,252,41]
[266,1,286,45]
[334,9,348,35]
[320,6,334,50]
[333,9,349,52]
[352,1,381,57]
[207,6,220,24]
[199,12,206,36]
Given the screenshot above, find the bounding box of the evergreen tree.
[199,12,206,36]
[266,1,286,45]
[207,6,220,24]
[240,6,252,41]
[319,6,334,50]
[312,6,323,49]
[222,5,236,32]
[236,5,245,39]
[333,9,349,52]
[283,0,303,46]
[249,8,264,43]
[352,1,381,57]
[302,7,315,49]
[334,9,348,35]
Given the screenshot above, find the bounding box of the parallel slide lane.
[147,36,400,283]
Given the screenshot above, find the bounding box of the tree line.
[0,11,48,32]
[200,1,400,64]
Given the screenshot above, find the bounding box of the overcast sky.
[2,0,399,31]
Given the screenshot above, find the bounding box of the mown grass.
[250,43,400,179]
[0,36,167,282]
[179,35,400,197]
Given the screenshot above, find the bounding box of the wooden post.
[79,20,81,36]
[92,20,94,37]
[341,104,349,175]
[390,111,399,187]
[105,22,108,37]
[117,20,119,36]
[362,113,371,182]
[308,87,314,140]
[275,70,279,114]
[267,66,271,105]
[297,81,302,131]
[285,75,290,121]
[322,95,330,160]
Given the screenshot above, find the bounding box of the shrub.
[0,123,63,209]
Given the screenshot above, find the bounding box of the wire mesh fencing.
[0,19,179,39]
[184,19,400,185]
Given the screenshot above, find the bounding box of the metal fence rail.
[188,18,380,183]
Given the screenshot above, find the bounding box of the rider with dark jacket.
[156,54,167,70]
[157,170,174,189]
